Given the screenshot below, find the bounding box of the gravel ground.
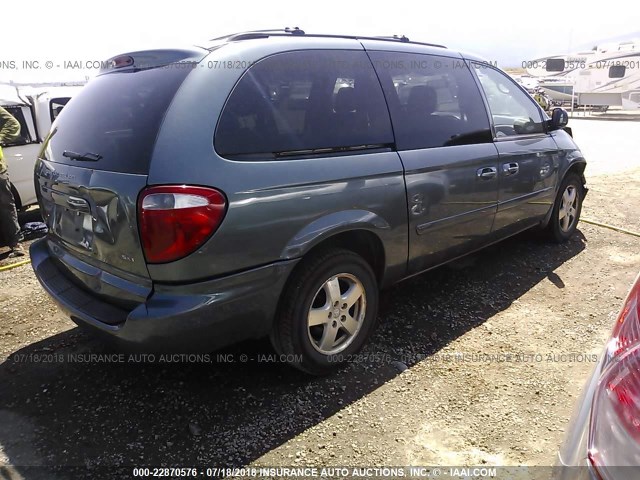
[0,118,639,480]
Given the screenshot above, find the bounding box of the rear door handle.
[502,162,519,176]
[477,166,497,180]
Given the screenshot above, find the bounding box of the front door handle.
[502,162,519,176]
[477,166,497,180]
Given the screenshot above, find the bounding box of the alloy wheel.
[307,273,366,355]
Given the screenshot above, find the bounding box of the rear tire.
[271,248,378,375]
[546,173,584,243]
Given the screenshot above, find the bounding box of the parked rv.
[0,84,82,210]
[524,40,640,109]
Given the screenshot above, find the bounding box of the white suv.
[0,85,81,209]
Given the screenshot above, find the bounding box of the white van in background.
[1,84,82,210]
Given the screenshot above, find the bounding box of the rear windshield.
[44,67,191,174]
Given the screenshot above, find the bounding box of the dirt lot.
[1,118,639,479]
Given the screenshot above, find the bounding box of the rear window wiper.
[62,150,103,162]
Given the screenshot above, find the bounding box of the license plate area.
[45,186,95,253]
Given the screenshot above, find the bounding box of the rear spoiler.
[99,48,208,75]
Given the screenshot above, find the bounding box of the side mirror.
[549,108,569,130]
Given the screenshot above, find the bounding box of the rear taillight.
[588,273,640,477]
[608,278,640,360]
[138,185,226,264]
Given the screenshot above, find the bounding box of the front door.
[472,63,560,236]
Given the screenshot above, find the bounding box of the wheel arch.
[565,160,587,185]
[280,210,391,286]
[302,229,386,286]
[541,160,587,229]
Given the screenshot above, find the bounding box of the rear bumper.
[30,238,298,351]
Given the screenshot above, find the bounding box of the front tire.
[547,173,584,242]
[271,248,379,375]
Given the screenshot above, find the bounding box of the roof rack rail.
[208,29,446,49]
[210,27,305,42]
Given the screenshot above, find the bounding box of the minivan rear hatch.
[36,49,205,287]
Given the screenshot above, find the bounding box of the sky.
[2,0,640,83]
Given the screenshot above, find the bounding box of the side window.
[473,64,545,136]
[609,66,626,78]
[368,52,492,151]
[1,106,35,146]
[215,50,394,159]
[546,58,566,72]
[50,97,71,121]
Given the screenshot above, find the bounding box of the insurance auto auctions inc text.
[204,466,497,478]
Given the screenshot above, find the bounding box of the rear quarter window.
[44,67,191,174]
